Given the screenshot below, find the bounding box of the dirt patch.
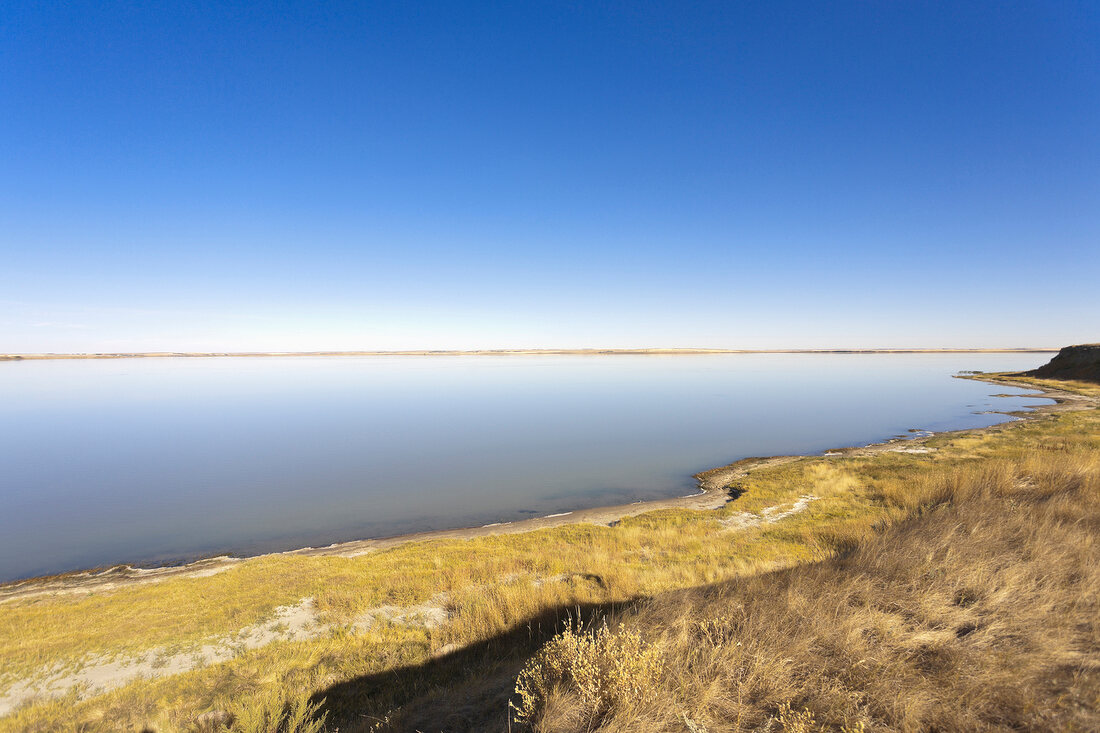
[720,495,819,531]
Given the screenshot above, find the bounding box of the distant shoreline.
[0,348,1060,361]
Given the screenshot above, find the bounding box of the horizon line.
[0,347,1061,361]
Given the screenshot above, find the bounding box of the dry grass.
[512,453,1100,732]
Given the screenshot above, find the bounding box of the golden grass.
[513,451,1100,732]
[1,375,1097,731]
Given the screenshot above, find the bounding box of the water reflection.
[0,353,1051,580]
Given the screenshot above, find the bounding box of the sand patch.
[0,596,448,715]
[720,495,819,532]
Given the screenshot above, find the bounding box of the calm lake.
[0,353,1052,582]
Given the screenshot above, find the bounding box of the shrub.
[512,621,663,725]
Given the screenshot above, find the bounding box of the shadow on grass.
[309,599,635,732]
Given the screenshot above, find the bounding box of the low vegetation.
[512,452,1100,731]
[1,375,1097,731]
[512,622,665,725]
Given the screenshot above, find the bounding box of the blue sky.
[2,1,1098,351]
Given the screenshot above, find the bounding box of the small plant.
[774,703,868,733]
[695,614,737,646]
[777,702,817,733]
[682,713,709,732]
[512,620,664,724]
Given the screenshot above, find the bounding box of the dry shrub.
[512,621,663,727]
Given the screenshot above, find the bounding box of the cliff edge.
[1025,343,1100,383]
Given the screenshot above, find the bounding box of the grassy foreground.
[1,376,1097,731]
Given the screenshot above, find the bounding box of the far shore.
[0,347,1060,362]
[1,373,1084,603]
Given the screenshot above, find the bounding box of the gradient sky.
[2,1,1098,351]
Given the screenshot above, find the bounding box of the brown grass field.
[507,449,1100,732]
[0,373,1097,732]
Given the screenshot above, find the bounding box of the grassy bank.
[510,443,1100,731]
[1,376,1096,731]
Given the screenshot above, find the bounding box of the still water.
[0,353,1051,581]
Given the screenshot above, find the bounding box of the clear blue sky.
[2,1,1097,351]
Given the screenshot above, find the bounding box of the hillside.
[499,450,1100,732]
[1025,343,1100,382]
